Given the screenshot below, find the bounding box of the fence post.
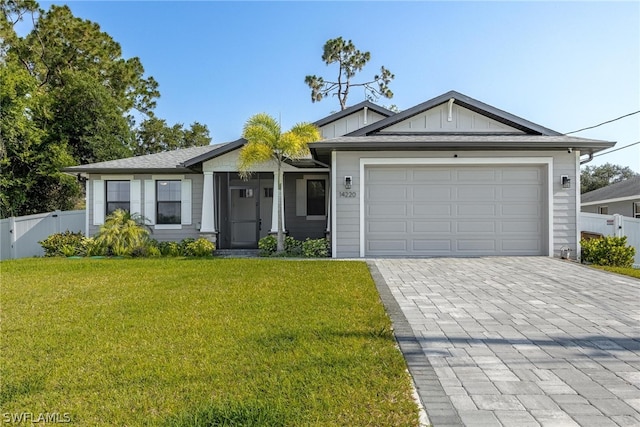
[614,214,624,238]
[9,216,17,260]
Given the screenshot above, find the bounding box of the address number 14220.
[339,191,357,198]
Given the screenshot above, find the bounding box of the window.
[264,187,273,198]
[307,180,326,216]
[634,202,640,219]
[239,188,254,198]
[106,181,130,215]
[599,206,609,215]
[157,180,181,224]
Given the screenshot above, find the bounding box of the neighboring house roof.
[581,176,640,205]
[65,143,228,174]
[346,90,562,136]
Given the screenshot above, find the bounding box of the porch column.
[270,170,285,233]
[200,171,216,236]
[325,178,331,235]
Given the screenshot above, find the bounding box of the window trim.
[156,179,182,225]
[296,174,328,221]
[145,176,191,229]
[105,180,131,216]
[306,179,327,218]
[633,202,640,219]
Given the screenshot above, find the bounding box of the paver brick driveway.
[371,257,640,427]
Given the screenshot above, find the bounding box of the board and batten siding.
[332,150,579,258]
[87,173,203,241]
[319,110,387,139]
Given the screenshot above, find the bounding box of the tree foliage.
[0,1,211,217]
[237,114,321,252]
[305,37,394,111]
[580,163,639,194]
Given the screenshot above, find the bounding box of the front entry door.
[229,186,259,248]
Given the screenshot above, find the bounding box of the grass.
[0,258,419,426]
[593,265,640,279]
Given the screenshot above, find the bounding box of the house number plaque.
[339,191,357,198]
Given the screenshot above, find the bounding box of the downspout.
[580,153,594,165]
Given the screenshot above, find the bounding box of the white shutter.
[296,179,306,217]
[181,179,192,225]
[130,180,141,216]
[93,180,105,225]
[144,180,156,225]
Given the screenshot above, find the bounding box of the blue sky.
[37,1,640,172]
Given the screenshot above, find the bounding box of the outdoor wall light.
[561,175,571,189]
[344,176,352,189]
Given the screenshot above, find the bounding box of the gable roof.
[581,176,640,205]
[313,101,395,128]
[346,90,562,136]
[64,143,227,174]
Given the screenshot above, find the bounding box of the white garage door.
[364,165,547,257]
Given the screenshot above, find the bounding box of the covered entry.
[363,162,549,257]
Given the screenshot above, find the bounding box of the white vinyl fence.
[0,210,85,260]
[580,213,640,268]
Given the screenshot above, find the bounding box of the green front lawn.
[1,258,419,426]
[593,265,640,279]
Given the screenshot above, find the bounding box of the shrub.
[581,236,636,268]
[258,235,328,257]
[302,238,329,258]
[93,209,151,256]
[285,236,302,256]
[39,231,87,257]
[258,235,277,257]
[157,241,182,257]
[184,238,215,257]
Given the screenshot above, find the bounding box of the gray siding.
[333,150,579,258]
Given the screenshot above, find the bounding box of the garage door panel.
[458,204,495,216]
[414,187,451,200]
[501,221,540,233]
[457,221,496,233]
[457,240,496,251]
[413,170,452,181]
[501,203,540,216]
[502,169,540,181]
[413,204,452,216]
[501,239,541,251]
[368,221,406,233]
[412,240,452,251]
[457,169,497,182]
[368,169,408,183]
[368,240,407,251]
[502,186,541,200]
[367,204,407,217]
[367,185,408,201]
[412,221,452,233]
[364,165,546,257]
[457,186,496,201]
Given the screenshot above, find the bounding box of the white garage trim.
[358,157,554,257]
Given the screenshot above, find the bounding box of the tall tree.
[133,118,211,156]
[0,1,211,217]
[237,114,321,253]
[305,37,394,110]
[581,163,639,193]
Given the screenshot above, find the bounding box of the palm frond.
[237,141,274,179]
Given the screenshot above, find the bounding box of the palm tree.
[94,209,151,256]
[238,113,321,253]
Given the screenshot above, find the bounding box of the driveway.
[369,257,640,427]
